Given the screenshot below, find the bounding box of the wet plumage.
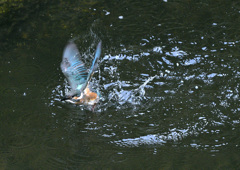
[60,41,102,105]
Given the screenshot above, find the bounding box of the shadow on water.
[1,0,240,169]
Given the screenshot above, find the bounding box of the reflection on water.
[1,0,240,169]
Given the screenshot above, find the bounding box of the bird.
[60,41,102,107]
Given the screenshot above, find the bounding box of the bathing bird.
[60,41,102,106]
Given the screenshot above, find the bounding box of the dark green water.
[1,0,240,169]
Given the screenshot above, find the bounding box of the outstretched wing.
[60,42,88,95]
[60,41,102,96]
[86,41,102,84]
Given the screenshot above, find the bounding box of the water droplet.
[103,10,110,15]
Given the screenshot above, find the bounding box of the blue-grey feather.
[61,41,102,96]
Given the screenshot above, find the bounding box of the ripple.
[43,139,102,169]
[109,152,127,163]
[18,64,42,76]
[6,132,36,150]
[45,156,67,169]
[111,130,189,147]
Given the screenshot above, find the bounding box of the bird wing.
[61,42,88,95]
[60,41,102,96]
[86,41,102,84]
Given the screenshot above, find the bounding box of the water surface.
[0,0,240,169]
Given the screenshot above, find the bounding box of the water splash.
[105,75,157,108]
